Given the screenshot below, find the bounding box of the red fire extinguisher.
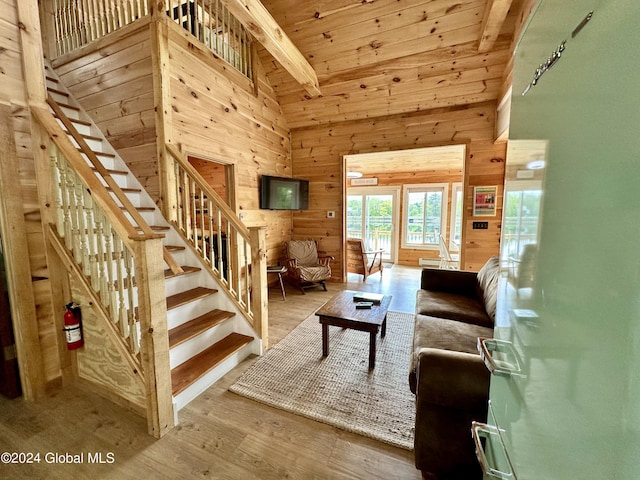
[63,302,84,350]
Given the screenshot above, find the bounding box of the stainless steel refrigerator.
[474,0,640,478]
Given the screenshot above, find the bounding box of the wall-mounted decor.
[473,186,497,216]
[350,177,378,186]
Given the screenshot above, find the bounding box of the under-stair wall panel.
[53,26,160,203]
[72,284,147,413]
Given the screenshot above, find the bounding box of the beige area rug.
[229,310,415,450]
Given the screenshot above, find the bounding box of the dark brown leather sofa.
[409,256,499,479]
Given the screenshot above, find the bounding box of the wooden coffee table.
[315,290,392,369]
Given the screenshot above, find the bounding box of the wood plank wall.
[166,22,292,263]
[292,102,506,278]
[1,0,59,385]
[50,18,294,264]
[53,21,160,201]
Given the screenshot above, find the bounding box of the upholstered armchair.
[284,240,334,294]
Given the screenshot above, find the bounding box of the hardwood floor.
[0,265,423,479]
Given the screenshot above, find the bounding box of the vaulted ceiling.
[257,0,525,130]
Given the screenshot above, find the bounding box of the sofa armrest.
[420,268,478,295]
[415,347,490,411]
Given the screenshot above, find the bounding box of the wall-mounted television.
[260,175,309,210]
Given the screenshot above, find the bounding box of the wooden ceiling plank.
[221,0,321,96]
[304,7,485,68]
[282,83,502,129]
[478,0,514,53]
[267,0,481,44]
[310,24,485,79]
[277,62,506,109]
[259,37,511,101]
[302,1,482,49]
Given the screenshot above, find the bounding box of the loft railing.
[164,144,267,345]
[43,0,253,79]
[31,102,172,437]
[48,0,149,57]
[165,0,253,79]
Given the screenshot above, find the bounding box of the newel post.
[249,226,268,350]
[132,235,174,438]
[150,16,177,223]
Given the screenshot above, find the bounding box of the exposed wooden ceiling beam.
[221,0,321,97]
[478,0,514,53]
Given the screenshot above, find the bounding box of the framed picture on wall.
[473,186,497,216]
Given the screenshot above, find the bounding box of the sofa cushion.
[475,256,500,322]
[416,289,493,328]
[409,314,493,394]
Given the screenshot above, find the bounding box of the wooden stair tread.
[120,206,156,212]
[79,148,115,158]
[122,266,200,288]
[108,186,141,193]
[171,333,253,395]
[52,111,92,127]
[164,265,200,279]
[166,287,217,310]
[168,309,236,348]
[48,87,69,97]
[93,167,128,176]
[69,118,91,127]
[71,131,102,142]
[134,225,170,232]
[165,245,186,252]
[53,100,80,112]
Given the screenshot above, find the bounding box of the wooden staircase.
[44,66,259,414]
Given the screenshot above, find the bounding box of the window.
[502,185,542,259]
[347,188,400,262]
[403,184,449,249]
[449,183,463,251]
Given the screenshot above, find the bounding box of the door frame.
[184,151,237,211]
[345,186,401,264]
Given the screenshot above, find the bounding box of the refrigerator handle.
[477,337,522,377]
[471,421,516,479]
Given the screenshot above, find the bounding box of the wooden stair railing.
[164,144,268,346]
[31,105,173,438]
[46,95,184,277]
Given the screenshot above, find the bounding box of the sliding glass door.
[346,188,400,262]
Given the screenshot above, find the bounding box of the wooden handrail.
[165,144,251,239]
[164,143,267,344]
[46,95,157,238]
[32,105,142,244]
[35,104,173,436]
[44,95,183,275]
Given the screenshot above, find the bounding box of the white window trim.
[402,183,449,250]
[346,186,401,263]
[449,182,463,252]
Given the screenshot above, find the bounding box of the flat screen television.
[260,175,309,210]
